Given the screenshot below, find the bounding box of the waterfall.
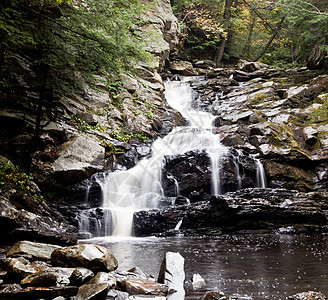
[254,157,267,188]
[99,78,227,237]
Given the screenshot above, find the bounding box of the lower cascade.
[78,77,267,238]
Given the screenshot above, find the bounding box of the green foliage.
[144,111,154,119]
[73,116,106,133]
[0,160,43,203]
[310,95,328,123]
[0,0,152,94]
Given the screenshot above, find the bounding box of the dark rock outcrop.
[134,188,328,236]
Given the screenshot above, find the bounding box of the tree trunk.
[244,15,256,59]
[0,37,5,73]
[254,16,285,62]
[215,0,233,67]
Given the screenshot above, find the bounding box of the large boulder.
[170,61,196,76]
[236,60,268,72]
[52,136,105,186]
[158,252,185,299]
[0,196,77,246]
[51,244,118,272]
[6,241,61,262]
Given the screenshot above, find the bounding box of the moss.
[249,92,266,106]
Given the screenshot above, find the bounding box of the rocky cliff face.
[0,0,180,244]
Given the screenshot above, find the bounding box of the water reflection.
[81,234,328,299]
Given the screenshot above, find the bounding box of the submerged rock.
[288,291,327,300]
[201,290,228,300]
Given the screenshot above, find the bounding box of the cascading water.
[78,77,268,238]
[251,155,267,188]
[100,78,228,237]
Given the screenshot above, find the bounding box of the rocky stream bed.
[0,240,327,300]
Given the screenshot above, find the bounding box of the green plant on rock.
[0,161,43,203]
[135,132,149,143]
[310,95,328,124]
[144,111,154,119]
[73,116,106,133]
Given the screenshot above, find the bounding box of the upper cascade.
[100,78,228,237]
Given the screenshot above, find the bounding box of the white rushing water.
[101,79,228,237]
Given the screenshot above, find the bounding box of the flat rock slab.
[123,278,168,296]
[51,244,118,272]
[6,240,62,261]
[6,257,49,280]
[20,267,92,287]
[0,286,78,300]
[72,283,109,300]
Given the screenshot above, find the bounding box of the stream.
[78,77,328,299]
[81,234,328,299]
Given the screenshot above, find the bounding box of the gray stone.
[6,240,61,262]
[6,257,49,280]
[88,272,116,288]
[52,136,105,185]
[236,60,268,72]
[72,283,109,300]
[107,290,129,299]
[158,252,184,300]
[123,278,168,296]
[191,273,206,289]
[20,267,80,287]
[69,268,95,285]
[51,244,118,272]
[170,61,195,76]
[201,290,228,300]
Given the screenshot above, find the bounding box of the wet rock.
[158,252,185,299]
[88,272,116,288]
[0,196,77,246]
[51,244,118,272]
[230,294,253,300]
[0,285,79,300]
[20,267,89,287]
[6,240,61,262]
[127,267,155,282]
[72,283,109,300]
[123,278,168,296]
[201,290,228,300]
[69,268,95,285]
[191,273,206,289]
[288,291,327,300]
[6,257,49,280]
[134,188,328,236]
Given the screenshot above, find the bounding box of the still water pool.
[82,234,328,299]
